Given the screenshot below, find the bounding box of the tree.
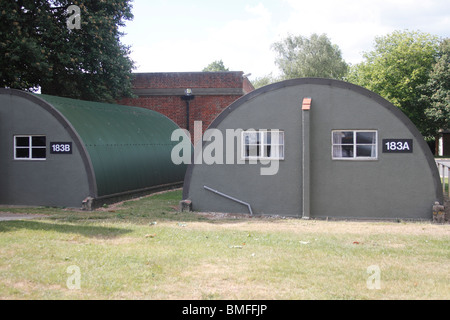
[348,30,440,138]
[0,0,135,102]
[421,38,450,135]
[272,33,349,80]
[251,73,279,89]
[202,60,229,72]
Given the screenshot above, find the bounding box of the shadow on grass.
[0,220,132,238]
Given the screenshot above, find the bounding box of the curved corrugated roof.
[38,94,188,197]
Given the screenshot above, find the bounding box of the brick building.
[118,72,255,138]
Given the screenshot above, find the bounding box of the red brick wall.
[118,72,255,139]
[119,95,241,137]
[119,95,186,129]
[131,72,249,90]
[242,77,254,94]
[190,95,242,134]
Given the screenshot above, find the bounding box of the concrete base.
[179,200,192,212]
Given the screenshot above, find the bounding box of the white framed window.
[242,130,284,160]
[14,135,46,160]
[332,130,377,160]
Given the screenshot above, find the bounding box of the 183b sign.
[50,142,72,154]
[382,139,413,153]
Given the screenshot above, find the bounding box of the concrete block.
[179,200,192,212]
[432,202,445,223]
[82,196,94,211]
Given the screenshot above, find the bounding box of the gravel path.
[0,213,48,221]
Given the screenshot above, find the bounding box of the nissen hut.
[182,78,443,220]
[0,89,190,208]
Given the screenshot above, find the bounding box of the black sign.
[50,142,72,154]
[382,139,413,153]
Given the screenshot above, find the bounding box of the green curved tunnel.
[0,89,190,208]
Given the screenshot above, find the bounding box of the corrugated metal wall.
[39,94,189,197]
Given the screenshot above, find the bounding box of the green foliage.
[272,33,349,80]
[251,73,279,89]
[0,0,135,102]
[348,30,440,138]
[202,59,229,72]
[421,38,450,134]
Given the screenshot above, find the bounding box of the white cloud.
[125,0,450,77]
[277,0,450,65]
[277,0,390,64]
[129,2,277,79]
[203,3,276,76]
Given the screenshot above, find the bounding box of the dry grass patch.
[186,214,449,236]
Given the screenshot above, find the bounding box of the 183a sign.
[382,139,413,153]
[50,142,72,154]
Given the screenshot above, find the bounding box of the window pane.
[265,145,271,158]
[333,131,353,144]
[246,145,260,157]
[244,131,284,159]
[332,130,377,160]
[16,148,29,158]
[244,132,259,145]
[356,145,375,157]
[269,131,283,145]
[277,146,284,159]
[264,131,271,145]
[16,137,29,147]
[356,132,376,144]
[333,145,353,158]
[278,132,284,144]
[32,147,46,159]
[32,136,46,147]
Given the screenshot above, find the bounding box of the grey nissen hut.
[183,78,443,220]
[0,89,189,208]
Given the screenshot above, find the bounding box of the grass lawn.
[0,190,449,300]
[442,177,449,194]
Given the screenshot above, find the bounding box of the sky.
[120,0,450,81]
